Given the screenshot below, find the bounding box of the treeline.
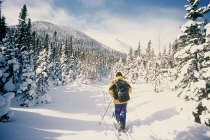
[110,39,176,89]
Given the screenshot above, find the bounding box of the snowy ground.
[0,79,210,140]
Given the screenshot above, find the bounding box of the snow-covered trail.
[0,79,210,140]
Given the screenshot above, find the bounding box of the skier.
[108,72,132,131]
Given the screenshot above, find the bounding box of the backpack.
[114,80,130,102]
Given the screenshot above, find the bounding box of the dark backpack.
[114,80,130,102]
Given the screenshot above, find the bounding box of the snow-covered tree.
[17,51,36,107]
[168,43,175,68]
[61,42,70,85]
[0,18,16,121]
[174,0,210,126]
[144,40,156,82]
[193,23,210,126]
[50,43,62,86]
[134,41,141,58]
[160,48,169,69]
[152,63,161,93]
[110,57,125,79]
[15,4,31,49]
[14,4,37,106]
[35,48,51,105]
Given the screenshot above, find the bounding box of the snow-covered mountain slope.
[0,79,209,140]
[32,21,91,41]
[32,21,122,54]
[111,38,132,54]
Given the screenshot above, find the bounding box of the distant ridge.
[31,21,120,53]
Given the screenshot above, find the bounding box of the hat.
[116,72,123,77]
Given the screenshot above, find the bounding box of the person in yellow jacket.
[108,72,132,131]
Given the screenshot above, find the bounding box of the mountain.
[32,21,92,41]
[113,38,132,53]
[31,21,123,54]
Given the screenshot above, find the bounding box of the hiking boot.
[118,121,125,131]
[118,125,126,132]
[118,127,123,132]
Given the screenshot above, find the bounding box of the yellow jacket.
[108,76,132,104]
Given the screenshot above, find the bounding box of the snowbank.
[0,92,15,121]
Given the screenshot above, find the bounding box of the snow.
[3,78,16,92]
[181,20,196,32]
[111,38,132,54]
[8,58,19,72]
[0,79,210,140]
[190,44,204,54]
[205,23,210,42]
[0,92,15,117]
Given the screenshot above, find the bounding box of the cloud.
[3,0,72,25]
[2,0,90,31]
[84,9,184,53]
[77,0,106,7]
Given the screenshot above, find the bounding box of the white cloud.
[4,0,69,25]
[77,0,106,7]
[84,10,184,53]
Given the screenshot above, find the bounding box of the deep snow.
[0,79,210,140]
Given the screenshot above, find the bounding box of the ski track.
[0,80,210,140]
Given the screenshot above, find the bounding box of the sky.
[1,0,210,53]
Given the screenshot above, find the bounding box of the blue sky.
[2,0,210,53]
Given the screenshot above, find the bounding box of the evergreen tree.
[161,48,168,69]
[68,54,77,80]
[144,40,156,82]
[17,53,36,107]
[0,16,6,42]
[49,41,62,85]
[61,42,68,85]
[35,48,50,104]
[174,0,210,126]
[168,43,175,68]
[15,4,29,49]
[14,4,38,106]
[60,39,77,85]
[192,23,210,126]
[152,63,161,93]
[110,57,125,78]
[145,40,152,61]
[14,4,30,85]
[135,41,141,57]
[0,13,17,120]
[128,48,133,61]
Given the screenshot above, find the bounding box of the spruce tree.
[0,16,6,42]
[15,4,28,49]
[15,4,37,106]
[35,47,50,104]
[0,11,17,120]
[144,40,156,82]
[61,42,68,85]
[174,0,210,126]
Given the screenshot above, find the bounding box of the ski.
[113,122,124,139]
[112,120,134,140]
[114,122,135,140]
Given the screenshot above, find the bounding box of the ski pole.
[99,99,113,125]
